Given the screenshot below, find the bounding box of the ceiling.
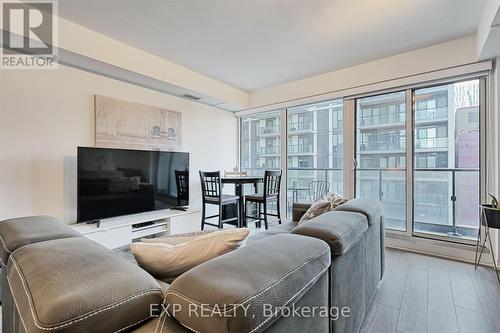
[59,0,486,92]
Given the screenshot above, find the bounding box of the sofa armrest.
[7,237,163,333]
[292,202,312,222]
[335,198,383,224]
[164,234,330,333]
[0,215,80,266]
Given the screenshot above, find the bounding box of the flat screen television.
[77,147,189,223]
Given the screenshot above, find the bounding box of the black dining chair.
[199,171,240,230]
[308,180,330,201]
[175,170,189,206]
[244,170,282,230]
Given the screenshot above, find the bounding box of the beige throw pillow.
[131,228,250,283]
[298,192,348,224]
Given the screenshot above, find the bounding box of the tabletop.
[221,176,263,184]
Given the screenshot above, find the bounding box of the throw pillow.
[298,192,347,224]
[131,228,250,283]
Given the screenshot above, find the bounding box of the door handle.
[352,158,358,170]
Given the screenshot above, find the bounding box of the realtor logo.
[1,0,58,69]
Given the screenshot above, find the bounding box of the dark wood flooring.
[360,248,500,333]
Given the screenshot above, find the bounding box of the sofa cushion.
[164,234,330,333]
[335,198,383,225]
[292,211,368,256]
[0,216,80,266]
[7,237,163,333]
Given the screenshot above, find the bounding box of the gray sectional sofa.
[249,198,385,333]
[0,198,383,333]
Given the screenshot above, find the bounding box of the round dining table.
[222,176,263,227]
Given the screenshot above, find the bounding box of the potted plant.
[481,194,500,229]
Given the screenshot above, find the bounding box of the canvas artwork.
[95,95,182,151]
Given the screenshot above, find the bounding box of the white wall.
[0,65,238,223]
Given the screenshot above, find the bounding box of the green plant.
[489,194,498,208]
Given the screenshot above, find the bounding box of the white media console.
[71,208,200,249]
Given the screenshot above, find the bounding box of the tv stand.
[86,220,101,228]
[72,208,200,249]
[171,206,187,211]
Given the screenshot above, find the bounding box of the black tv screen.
[77,147,189,223]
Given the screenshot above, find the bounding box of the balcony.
[359,140,405,153]
[259,125,280,136]
[357,108,448,129]
[356,168,479,240]
[358,113,405,129]
[415,137,448,150]
[415,107,448,123]
[288,121,314,132]
[259,146,280,155]
[288,144,314,155]
[287,167,343,215]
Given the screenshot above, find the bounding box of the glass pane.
[413,80,480,240]
[356,92,407,231]
[241,111,282,214]
[240,111,281,176]
[286,99,343,217]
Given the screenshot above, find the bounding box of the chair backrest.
[308,181,330,201]
[224,170,248,177]
[175,170,189,200]
[264,170,282,197]
[199,171,221,199]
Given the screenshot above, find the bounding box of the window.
[239,74,484,247]
[240,111,281,176]
[286,99,343,216]
[355,91,407,231]
[413,80,480,240]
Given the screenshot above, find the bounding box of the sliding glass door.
[286,100,343,217]
[353,79,482,241]
[240,75,483,244]
[413,80,480,240]
[355,92,407,231]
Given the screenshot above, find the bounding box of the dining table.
[222,176,263,227]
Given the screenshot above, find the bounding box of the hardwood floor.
[360,248,500,333]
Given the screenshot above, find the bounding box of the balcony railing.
[359,140,405,152]
[259,146,280,155]
[359,113,405,127]
[286,167,479,239]
[415,137,448,149]
[356,167,479,239]
[415,107,448,121]
[288,144,314,154]
[358,108,448,128]
[260,125,280,135]
[359,137,447,151]
[288,121,314,132]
